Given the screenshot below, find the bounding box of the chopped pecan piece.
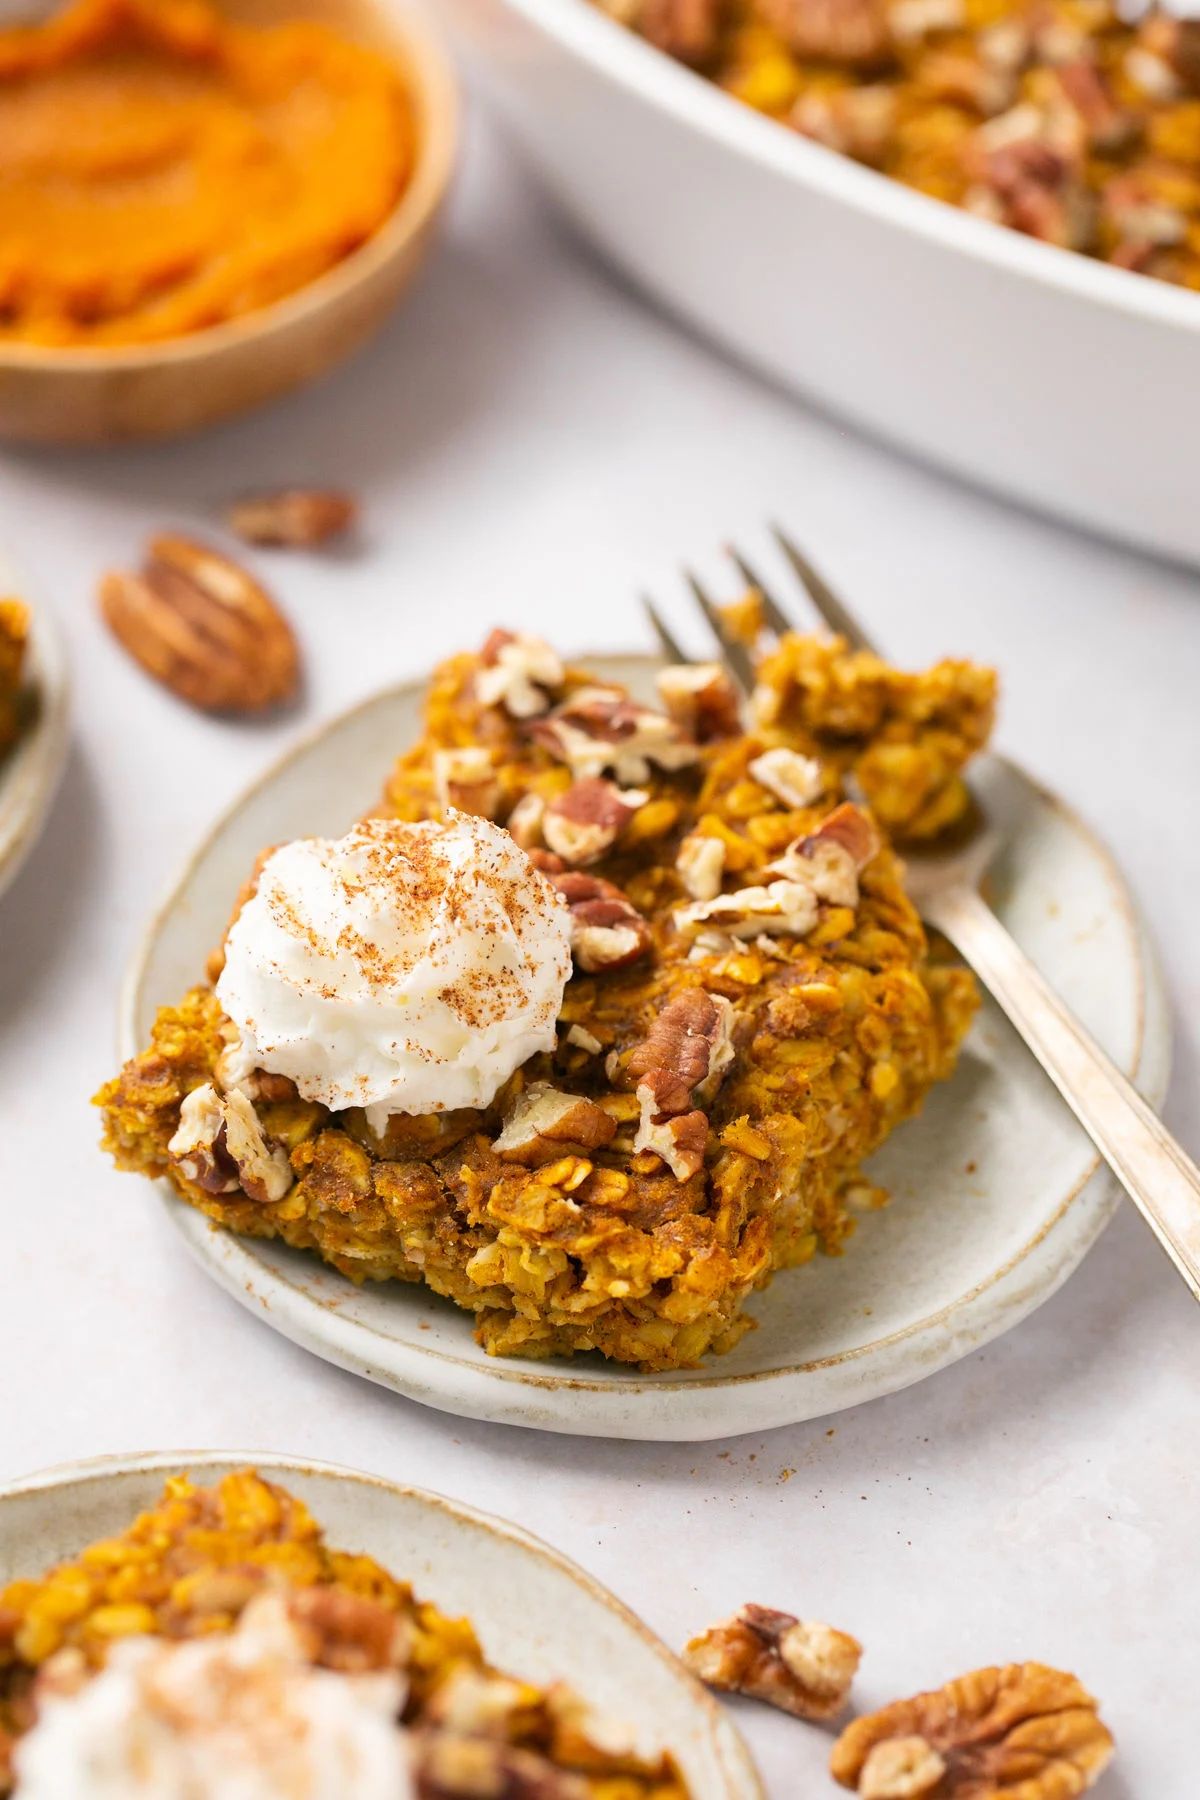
[628,989,734,1180]
[528,686,700,785]
[100,534,299,714]
[767,801,881,905]
[493,1081,617,1165]
[791,85,898,163]
[226,488,358,548]
[506,792,546,849]
[549,870,653,972]
[632,0,720,63]
[433,747,502,819]
[755,0,891,64]
[964,105,1092,250]
[830,1662,1115,1798]
[168,1082,293,1204]
[542,777,647,865]
[414,1733,588,1799]
[675,879,820,941]
[476,630,565,719]
[748,746,824,808]
[1139,12,1200,91]
[656,662,742,740]
[285,1586,409,1673]
[685,1604,861,1721]
[676,832,726,901]
[565,1024,603,1054]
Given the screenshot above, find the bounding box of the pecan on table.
[100,534,299,714]
[226,488,358,548]
[684,1604,861,1721]
[830,1662,1115,1798]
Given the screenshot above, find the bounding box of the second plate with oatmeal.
[113,642,1169,1439]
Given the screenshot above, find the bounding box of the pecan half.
[100,534,299,713]
[528,686,700,785]
[226,488,357,548]
[685,1605,861,1722]
[627,989,734,1180]
[414,1734,587,1800]
[476,630,564,719]
[492,1081,617,1165]
[542,777,646,865]
[830,1663,1115,1798]
[168,1082,293,1204]
[656,662,742,740]
[433,747,502,819]
[748,746,824,808]
[548,870,653,972]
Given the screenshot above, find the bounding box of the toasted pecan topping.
[285,1586,409,1674]
[676,832,726,902]
[414,1733,588,1799]
[757,0,891,63]
[830,1662,1115,1798]
[476,630,565,719]
[627,988,734,1116]
[748,746,823,808]
[542,777,647,865]
[506,792,546,849]
[100,534,300,714]
[433,747,502,820]
[685,1604,861,1721]
[635,1108,709,1182]
[548,870,653,973]
[656,662,742,741]
[767,801,881,907]
[528,686,700,785]
[168,1082,292,1204]
[226,488,358,548]
[493,1081,617,1165]
[626,0,720,63]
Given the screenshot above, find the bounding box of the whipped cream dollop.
[14,1595,413,1800]
[216,813,573,1126]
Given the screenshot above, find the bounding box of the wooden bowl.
[0,0,459,445]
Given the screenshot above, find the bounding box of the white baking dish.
[444,0,1200,565]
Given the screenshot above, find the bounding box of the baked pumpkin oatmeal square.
[0,599,28,756]
[97,626,993,1372]
[0,1468,690,1797]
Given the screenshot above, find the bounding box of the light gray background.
[1,112,1197,1796]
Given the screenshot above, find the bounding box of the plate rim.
[0,587,71,902]
[0,1447,764,1800]
[117,660,1173,1436]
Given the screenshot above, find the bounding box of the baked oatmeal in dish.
[0,601,28,756]
[594,0,1200,287]
[97,624,995,1371]
[0,1468,690,1797]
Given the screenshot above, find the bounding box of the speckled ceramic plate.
[0,1450,762,1799]
[0,575,69,903]
[122,657,1171,1441]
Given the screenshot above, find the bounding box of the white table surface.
[1,111,1197,1799]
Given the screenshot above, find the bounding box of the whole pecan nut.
[627,988,735,1180]
[685,1604,861,1721]
[542,777,647,865]
[548,870,653,972]
[100,534,299,713]
[492,1081,617,1165]
[830,1662,1115,1798]
[226,488,358,548]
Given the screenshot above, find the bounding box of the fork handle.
[923,882,1200,1301]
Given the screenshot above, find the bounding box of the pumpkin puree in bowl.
[0,0,415,347]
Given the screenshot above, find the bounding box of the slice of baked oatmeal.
[97,628,993,1371]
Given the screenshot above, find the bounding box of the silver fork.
[645,531,1200,1302]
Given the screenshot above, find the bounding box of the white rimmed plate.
[0,580,69,903]
[121,657,1171,1440]
[0,1449,762,1800]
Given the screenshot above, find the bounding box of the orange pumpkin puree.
[0,0,415,347]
